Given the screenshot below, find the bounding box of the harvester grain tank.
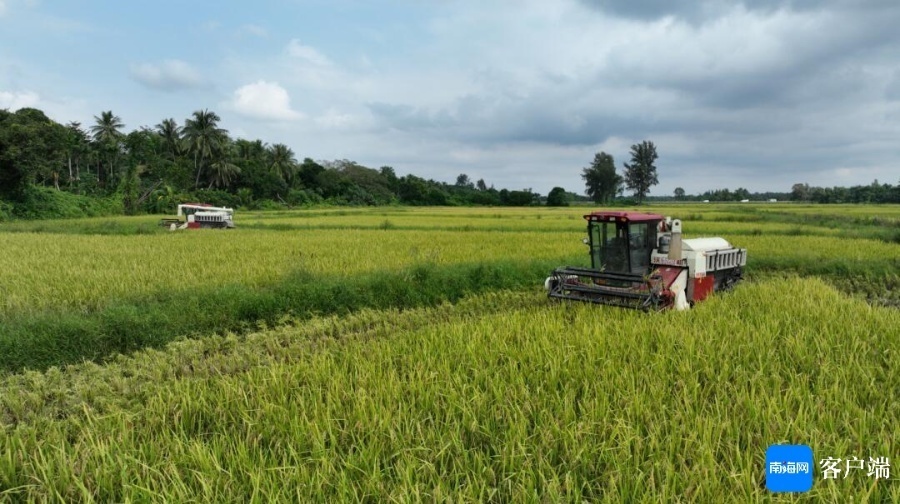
[544,211,746,311]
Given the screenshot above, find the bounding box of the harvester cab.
[545,211,746,311]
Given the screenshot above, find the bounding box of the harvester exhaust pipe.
[668,219,683,261]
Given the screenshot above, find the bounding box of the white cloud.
[0,90,40,109]
[201,20,220,32]
[314,108,370,131]
[0,1,7,17]
[238,24,268,38]
[0,89,88,123]
[228,80,303,121]
[286,39,332,67]
[129,59,205,91]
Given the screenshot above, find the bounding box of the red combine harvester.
[544,211,746,311]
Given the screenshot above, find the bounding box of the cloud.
[286,39,332,67]
[129,60,205,92]
[314,108,370,131]
[201,20,220,32]
[0,90,40,109]
[227,80,303,121]
[577,0,837,22]
[0,1,6,17]
[238,24,268,38]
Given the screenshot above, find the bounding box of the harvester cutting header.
[545,211,746,311]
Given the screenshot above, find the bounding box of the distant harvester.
[160,203,235,230]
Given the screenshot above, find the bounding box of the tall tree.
[379,166,399,193]
[155,118,182,161]
[582,151,621,204]
[64,121,90,188]
[674,187,685,200]
[791,183,810,201]
[90,110,125,186]
[0,108,67,198]
[182,109,228,189]
[455,173,472,188]
[208,158,242,189]
[268,143,297,185]
[622,140,659,204]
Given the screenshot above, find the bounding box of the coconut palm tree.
[182,109,228,189]
[90,111,125,186]
[236,138,266,162]
[268,143,297,185]
[155,118,182,161]
[208,158,242,189]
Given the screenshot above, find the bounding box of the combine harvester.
[161,203,235,230]
[545,211,746,311]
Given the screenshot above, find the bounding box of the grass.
[0,257,578,374]
[0,203,898,501]
[0,228,584,315]
[1,278,898,502]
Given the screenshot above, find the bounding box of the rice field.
[0,203,898,502]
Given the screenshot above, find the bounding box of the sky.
[1,0,899,196]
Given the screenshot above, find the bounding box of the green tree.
[791,183,810,201]
[297,158,325,190]
[208,157,242,189]
[182,109,228,189]
[398,174,429,205]
[118,163,145,215]
[0,108,66,198]
[268,143,297,185]
[379,166,399,193]
[155,118,182,161]
[455,173,473,188]
[582,152,621,204]
[233,139,277,198]
[64,122,90,189]
[674,187,685,200]
[546,186,569,206]
[90,110,125,187]
[623,140,659,204]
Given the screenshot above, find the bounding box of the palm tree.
[90,111,125,186]
[268,143,297,185]
[208,158,242,189]
[236,138,266,162]
[155,118,182,161]
[182,109,228,189]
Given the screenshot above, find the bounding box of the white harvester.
[545,211,747,311]
[162,203,235,230]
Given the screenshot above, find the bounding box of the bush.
[286,189,323,207]
[0,199,12,222]
[189,189,241,209]
[11,186,122,220]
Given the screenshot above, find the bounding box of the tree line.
[575,140,899,204]
[2,107,897,220]
[0,107,541,219]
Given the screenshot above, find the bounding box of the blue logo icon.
[766,444,814,492]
